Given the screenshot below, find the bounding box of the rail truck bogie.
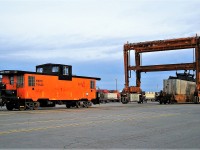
[0,63,101,110]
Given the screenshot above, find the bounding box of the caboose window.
[17,76,24,87]
[36,67,43,73]
[9,76,14,85]
[63,66,69,75]
[28,76,35,86]
[90,80,95,89]
[52,66,59,72]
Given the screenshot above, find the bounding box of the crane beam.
[124,37,197,53]
[123,35,200,94]
[129,63,195,72]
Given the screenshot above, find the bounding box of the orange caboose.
[0,63,100,110]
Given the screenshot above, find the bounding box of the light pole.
[115,78,118,91]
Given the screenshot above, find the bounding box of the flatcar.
[0,63,101,110]
[97,89,120,103]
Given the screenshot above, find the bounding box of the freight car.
[97,89,120,103]
[0,78,2,106]
[0,63,100,110]
[159,72,198,104]
[145,92,156,101]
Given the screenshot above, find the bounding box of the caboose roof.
[0,70,100,80]
[36,63,72,67]
[0,70,32,75]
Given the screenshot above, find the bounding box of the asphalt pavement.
[0,102,200,149]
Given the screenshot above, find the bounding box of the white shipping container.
[104,93,118,100]
[130,93,141,102]
[145,92,155,100]
[163,79,196,95]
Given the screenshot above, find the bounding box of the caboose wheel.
[83,101,88,108]
[34,102,40,110]
[88,101,92,107]
[66,103,71,108]
[76,101,81,108]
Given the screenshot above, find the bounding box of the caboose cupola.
[36,63,72,80]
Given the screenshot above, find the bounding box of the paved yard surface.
[0,102,200,149]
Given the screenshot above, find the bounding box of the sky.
[0,0,200,92]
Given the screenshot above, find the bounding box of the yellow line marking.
[0,112,158,126]
[0,113,16,116]
[0,112,180,126]
[0,113,135,126]
[0,113,179,136]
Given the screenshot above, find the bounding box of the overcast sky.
[0,0,200,91]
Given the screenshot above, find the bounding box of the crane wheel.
[121,97,129,104]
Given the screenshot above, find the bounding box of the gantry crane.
[121,35,200,104]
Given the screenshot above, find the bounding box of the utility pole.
[115,78,118,91]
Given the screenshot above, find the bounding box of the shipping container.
[163,79,195,95]
[145,92,156,101]
[104,93,118,101]
[97,89,120,103]
[130,93,141,102]
[161,79,196,103]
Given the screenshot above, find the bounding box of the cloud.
[0,0,200,90]
[141,49,194,66]
[0,35,123,62]
[7,45,122,61]
[1,0,199,38]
